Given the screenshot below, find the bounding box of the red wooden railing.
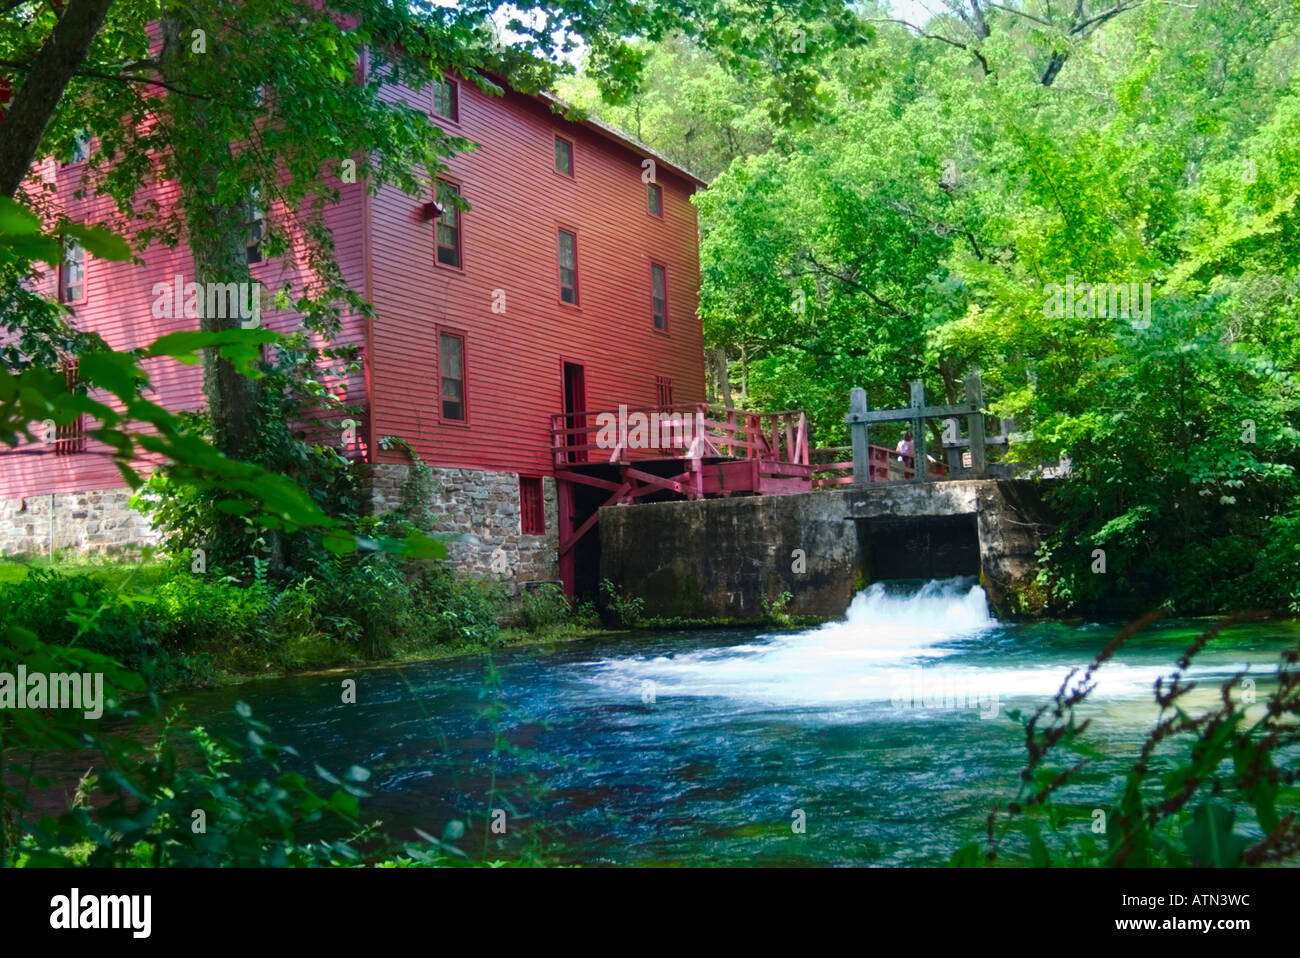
[550,402,810,469]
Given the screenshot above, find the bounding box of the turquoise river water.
[164,577,1299,866]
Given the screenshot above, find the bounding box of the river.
[164,577,1298,866]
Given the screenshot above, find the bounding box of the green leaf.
[328,790,360,818]
[0,231,61,264]
[0,197,41,234]
[144,329,279,373]
[79,351,143,400]
[322,530,357,556]
[1182,801,1251,867]
[400,530,448,560]
[1025,822,1053,867]
[61,222,132,261]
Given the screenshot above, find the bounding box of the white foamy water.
[583,578,1269,711]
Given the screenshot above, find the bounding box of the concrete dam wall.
[599,479,1054,620]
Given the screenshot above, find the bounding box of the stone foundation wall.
[0,489,159,556]
[599,479,1057,620]
[0,467,562,593]
[365,463,560,590]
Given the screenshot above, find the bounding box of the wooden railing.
[827,371,1011,485]
[811,444,949,487]
[550,402,810,469]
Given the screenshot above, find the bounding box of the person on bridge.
[895,431,914,463]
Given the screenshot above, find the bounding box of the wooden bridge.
[550,402,811,593]
[551,374,1013,595]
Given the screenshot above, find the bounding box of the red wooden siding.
[0,154,371,501]
[366,79,706,478]
[1,67,706,502]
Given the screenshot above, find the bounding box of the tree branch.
[0,0,115,198]
[885,198,985,261]
[802,249,910,317]
[0,58,214,101]
[863,17,992,74]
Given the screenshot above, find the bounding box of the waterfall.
[586,577,999,706]
[584,577,1244,709]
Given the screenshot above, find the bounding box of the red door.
[563,361,587,464]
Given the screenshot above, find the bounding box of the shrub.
[760,590,794,626]
[412,567,504,646]
[573,599,601,629]
[262,577,351,670]
[306,552,414,659]
[149,572,269,650]
[0,568,162,678]
[516,583,571,634]
[599,579,644,628]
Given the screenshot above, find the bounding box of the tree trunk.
[1040,51,1067,87]
[159,18,271,568]
[711,347,733,407]
[0,0,115,198]
[158,19,261,461]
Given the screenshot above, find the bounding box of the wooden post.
[944,418,963,475]
[910,381,927,481]
[966,371,986,476]
[557,478,576,597]
[849,387,870,486]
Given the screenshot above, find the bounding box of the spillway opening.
[859,513,980,583]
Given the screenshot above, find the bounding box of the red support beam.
[559,481,632,556]
[555,469,625,492]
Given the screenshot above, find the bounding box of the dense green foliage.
[571,3,1300,614]
[0,557,507,686]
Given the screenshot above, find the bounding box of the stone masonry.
[0,489,160,556]
[0,467,561,594]
[365,463,560,590]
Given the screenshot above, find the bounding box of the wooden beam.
[942,436,1010,448]
[555,469,624,492]
[756,460,814,477]
[849,387,870,486]
[558,476,576,593]
[758,476,813,495]
[910,380,927,482]
[966,371,987,476]
[626,470,693,498]
[848,403,976,425]
[621,466,685,495]
[558,481,632,555]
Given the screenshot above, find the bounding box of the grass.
[0,555,628,688]
[0,551,170,590]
